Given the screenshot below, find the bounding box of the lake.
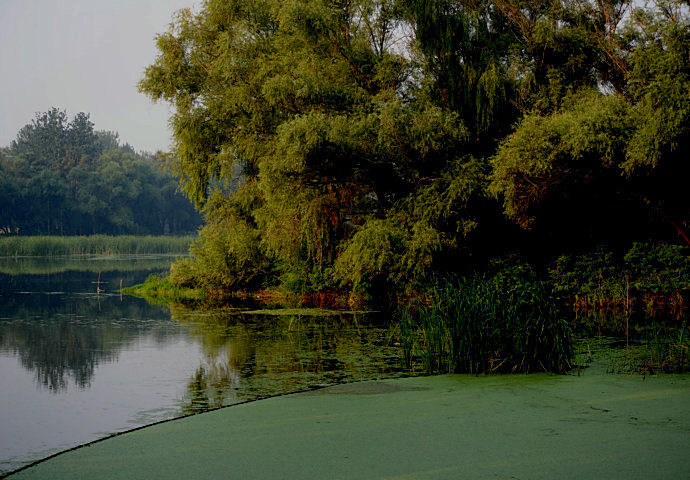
[0,255,404,475]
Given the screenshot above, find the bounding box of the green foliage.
[334,218,406,291]
[624,243,690,295]
[334,155,485,291]
[625,10,690,171]
[549,242,690,315]
[491,90,633,229]
[550,248,629,310]
[490,2,690,246]
[1,109,201,236]
[140,0,494,294]
[397,272,573,374]
[139,0,690,306]
[124,273,205,303]
[405,0,520,144]
[170,218,270,291]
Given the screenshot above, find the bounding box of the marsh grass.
[397,272,573,375]
[242,308,371,316]
[0,235,195,256]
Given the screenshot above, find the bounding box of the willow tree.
[490,0,690,249]
[140,0,490,293]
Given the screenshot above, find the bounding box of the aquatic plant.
[608,321,690,375]
[397,271,573,375]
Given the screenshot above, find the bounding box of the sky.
[0,0,199,153]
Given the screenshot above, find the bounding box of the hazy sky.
[0,0,199,153]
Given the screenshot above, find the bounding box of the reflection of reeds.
[396,275,573,375]
[0,235,194,257]
[0,254,180,275]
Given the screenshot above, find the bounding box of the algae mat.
[7,374,690,479]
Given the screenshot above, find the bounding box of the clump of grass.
[123,273,204,302]
[397,269,573,375]
[0,235,195,256]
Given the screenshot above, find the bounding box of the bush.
[169,218,270,291]
[548,242,690,316]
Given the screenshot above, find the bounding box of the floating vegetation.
[122,274,204,303]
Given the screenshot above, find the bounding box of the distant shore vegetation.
[0,108,202,236]
[0,235,195,257]
[0,254,179,275]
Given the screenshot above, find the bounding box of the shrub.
[169,218,270,291]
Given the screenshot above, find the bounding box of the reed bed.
[0,235,195,256]
[397,273,573,375]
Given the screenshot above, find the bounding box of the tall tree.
[2,109,202,236]
[490,0,690,248]
[140,0,486,292]
[140,0,690,294]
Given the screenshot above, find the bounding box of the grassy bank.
[122,274,204,303]
[0,235,195,256]
[125,241,690,375]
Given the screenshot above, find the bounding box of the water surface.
[0,255,403,474]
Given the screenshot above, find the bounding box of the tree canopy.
[1,109,201,236]
[140,0,690,296]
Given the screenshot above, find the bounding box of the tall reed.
[0,235,195,256]
[397,272,573,374]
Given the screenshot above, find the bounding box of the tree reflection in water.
[176,308,403,414]
[0,275,176,392]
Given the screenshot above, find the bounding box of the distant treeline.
[0,235,195,256]
[0,108,202,236]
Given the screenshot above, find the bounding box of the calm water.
[0,255,403,475]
